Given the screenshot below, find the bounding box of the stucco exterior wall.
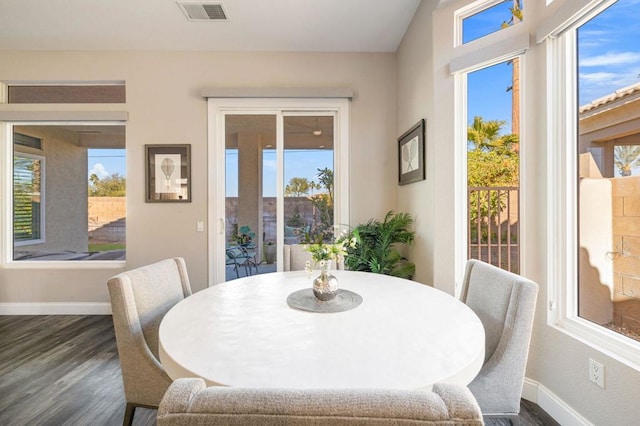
[14,125,88,254]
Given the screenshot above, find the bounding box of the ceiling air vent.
[177,1,229,21]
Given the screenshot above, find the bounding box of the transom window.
[458,0,523,45]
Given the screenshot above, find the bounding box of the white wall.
[0,50,397,302]
[397,0,640,424]
[396,0,437,285]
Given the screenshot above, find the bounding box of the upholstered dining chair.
[283,244,344,271]
[460,259,539,425]
[108,257,193,426]
[157,378,484,425]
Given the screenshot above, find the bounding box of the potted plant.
[264,241,276,264]
[341,211,416,279]
[233,225,255,246]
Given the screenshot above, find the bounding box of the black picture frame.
[398,119,425,185]
[145,144,191,202]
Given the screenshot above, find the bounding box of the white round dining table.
[159,270,485,390]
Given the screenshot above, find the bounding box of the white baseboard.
[0,302,112,315]
[523,378,592,426]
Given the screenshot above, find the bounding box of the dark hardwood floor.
[0,315,559,425]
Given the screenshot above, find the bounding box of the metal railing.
[468,186,519,274]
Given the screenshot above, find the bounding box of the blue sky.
[88,148,126,179]
[463,0,516,44]
[577,0,640,105]
[467,61,515,133]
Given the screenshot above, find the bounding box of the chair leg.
[123,402,136,426]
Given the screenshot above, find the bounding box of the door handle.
[219,218,225,235]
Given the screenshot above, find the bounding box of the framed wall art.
[145,144,191,202]
[398,119,425,185]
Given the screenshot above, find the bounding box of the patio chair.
[226,246,254,278]
[460,259,538,425]
[240,242,260,272]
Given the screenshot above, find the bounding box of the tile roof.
[579,82,640,114]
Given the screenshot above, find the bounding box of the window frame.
[1,120,127,269]
[13,151,45,246]
[463,56,524,274]
[546,0,640,369]
[451,0,529,294]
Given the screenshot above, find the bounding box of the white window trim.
[453,53,527,297]
[1,120,126,269]
[546,5,640,370]
[13,151,46,246]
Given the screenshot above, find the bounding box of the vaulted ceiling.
[0,0,421,52]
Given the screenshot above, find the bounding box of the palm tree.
[467,116,519,155]
[614,145,640,176]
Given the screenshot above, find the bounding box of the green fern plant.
[342,211,415,279]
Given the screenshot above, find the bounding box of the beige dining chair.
[460,259,538,425]
[283,244,313,271]
[107,257,192,426]
[284,244,344,271]
[157,378,484,425]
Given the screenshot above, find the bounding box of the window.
[466,59,521,273]
[7,123,126,262]
[577,0,640,344]
[6,83,126,104]
[13,153,44,245]
[548,0,640,364]
[458,0,523,45]
[14,133,42,150]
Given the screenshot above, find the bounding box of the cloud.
[580,51,640,67]
[90,163,109,178]
[580,71,622,84]
[579,68,640,105]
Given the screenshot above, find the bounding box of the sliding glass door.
[208,99,349,285]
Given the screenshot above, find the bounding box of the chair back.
[460,259,538,416]
[157,378,484,426]
[108,257,192,407]
[283,244,313,271]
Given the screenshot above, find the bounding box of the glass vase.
[312,261,339,301]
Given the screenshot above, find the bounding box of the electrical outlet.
[589,358,605,388]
